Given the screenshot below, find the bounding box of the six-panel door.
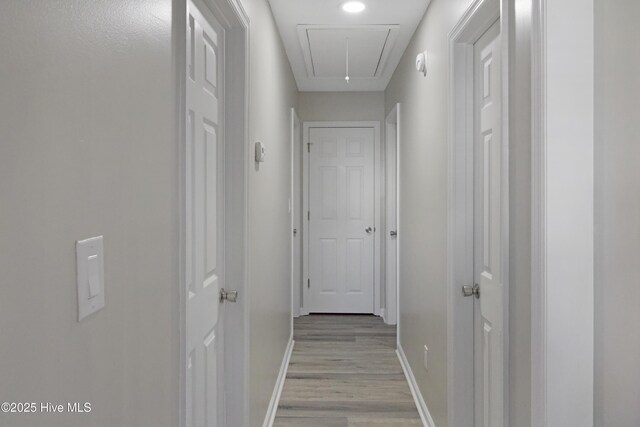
[308,127,375,313]
[185,2,226,426]
[473,20,504,427]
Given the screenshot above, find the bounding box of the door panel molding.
[302,121,381,315]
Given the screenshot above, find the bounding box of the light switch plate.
[76,236,105,321]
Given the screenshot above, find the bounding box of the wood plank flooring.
[274,315,422,427]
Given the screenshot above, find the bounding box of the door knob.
[220,288,238,303]
[462,284,480,299]
[365,227,373,234]
[390,230,397,237]
[293,228,297,236]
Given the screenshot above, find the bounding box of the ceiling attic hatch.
[268,0,431,91]
[298,25,399,80]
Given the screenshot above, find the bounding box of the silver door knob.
[462,284,480,299]
[220,288,238,303]
[390,230,397,237]
[365,227,373,234]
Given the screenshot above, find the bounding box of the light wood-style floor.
[274,314,422,427]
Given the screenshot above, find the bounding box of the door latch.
[220,288,239,303]
[462,284,480,299]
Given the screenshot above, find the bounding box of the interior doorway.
[180,0,249,426]
[448,0,509,425]
[301,122,382,315]
[184,3,227,425]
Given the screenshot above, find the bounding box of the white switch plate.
[76,236,105,321]
[424,345,429,371]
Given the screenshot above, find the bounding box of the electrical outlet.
[423,345,429,371]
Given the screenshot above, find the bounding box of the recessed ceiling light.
[342,1,366,13]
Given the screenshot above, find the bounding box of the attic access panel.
[298,25,399,80]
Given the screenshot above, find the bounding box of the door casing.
[301,121,382,316]
[177,0,249,426]
[448,0,510,426]
[531,1,594,425]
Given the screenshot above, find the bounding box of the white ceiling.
[268,0,431,92]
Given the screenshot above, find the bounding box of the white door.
[385,108,399,325]
[292,110,302,317]
[308,127,375,313]
[185,2,226,426]
[473,20,504,427]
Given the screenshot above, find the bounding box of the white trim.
[301,121,382,315]
[447,0,509,426]
[384,104,400,326]
[531,1,594,426]
[531,1,546,424]
[178,0,250,426]
[262,337,294,427]
[397,344,435,427]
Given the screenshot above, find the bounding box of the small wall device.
[255,141,266,162]
[416,50,428,76]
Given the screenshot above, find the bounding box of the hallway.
[1,0,634,426]
[274,315,421,426]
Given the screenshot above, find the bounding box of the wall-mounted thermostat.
[416,50,428,76]
[255,141,266,162]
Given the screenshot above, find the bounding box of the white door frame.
[531,1,594,426]
[178,0,250,426]
[302,121,382,316]
[447,0,510,425]
[384,105,400,326]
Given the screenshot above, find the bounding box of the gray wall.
[0,1,299,426]
[594,0,640,425]
[0,1,179,426]
[298,92,384,122]
[243,0,299,425]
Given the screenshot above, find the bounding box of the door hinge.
[307,211,310,221]
[307,143,311,152]
[307,278,310,288]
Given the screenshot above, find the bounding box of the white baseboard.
[262,336,294,427]
[397,344,436,427]
[380,308,387,323]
